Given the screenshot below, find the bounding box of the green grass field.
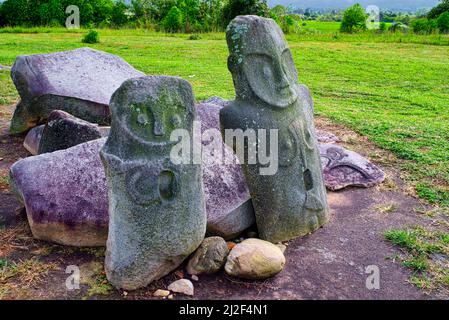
[0,25,448,207]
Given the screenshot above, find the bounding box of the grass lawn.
[0,26,448,207]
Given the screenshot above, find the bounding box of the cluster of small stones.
[7,15,386,294]
[152,236,286,297]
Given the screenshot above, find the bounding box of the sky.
[268,0,440,11]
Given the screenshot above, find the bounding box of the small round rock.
[153,289,170,297]
[225,238,286,280]
[168,279,194,296]
[187,236,229,275]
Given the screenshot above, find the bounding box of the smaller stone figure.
[101,76,206,290]
[220,16,330,243]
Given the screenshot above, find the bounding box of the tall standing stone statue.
[101,76,206,290]
[220,16,330,243]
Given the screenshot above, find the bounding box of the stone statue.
[100,76,206,290]
[220,15,330,243]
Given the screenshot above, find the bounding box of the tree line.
[1,0,448,34]
[0,0,272,31]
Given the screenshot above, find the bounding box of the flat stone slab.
[10,47,144,133]
[320,144,386,191]
[38,110,104,154]
[9,139,109,247]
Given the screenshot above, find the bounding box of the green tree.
[178,0,200,33]
[437,11,449,33]
[428,0,449,19]
[111,0,129,26]
[340,3,367,33]
[38,0,65,26]
[0,0,31,26]
[411,18,438,34]
[222,0,269,27]
[163,5,183,32]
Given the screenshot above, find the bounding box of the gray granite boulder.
[220,16,330,243]
[9,138,108,247]
[186,237,229,275]
[320,144,386,191]
[100,76,207,290]
[10,47,144,134]
[23,125,44,155]
[197,102,255,240]
[38,110,104,154]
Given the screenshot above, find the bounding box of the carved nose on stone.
[153,122,165,136]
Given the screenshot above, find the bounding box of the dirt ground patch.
[0,105,447,300]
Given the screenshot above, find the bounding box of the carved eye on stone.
[171,114,182,127]
[245,53,275,83]
[281,49,298,84]
[263,65,273,79]
[137,113,149,126]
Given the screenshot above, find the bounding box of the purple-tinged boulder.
[320,144,386,191]
[38,110,104,154]
[9,138,108,247]
[10,47,144,133]
[196,102,255,240]
[23,125,44,155]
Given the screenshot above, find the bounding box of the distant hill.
[268,0,440,11]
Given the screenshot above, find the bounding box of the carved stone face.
[227,16,299,108]
[242,38,298,108]
[127,97,187,143]
[110,77,195,146]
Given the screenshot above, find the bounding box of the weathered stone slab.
[23,125,44,155]
[38,110,104,154]
[320,144,386,191]
[10,47,144,133]
[220,16,330,243]
[197,102,255,240]
[9,139,108,247]
[100,76,207,290]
